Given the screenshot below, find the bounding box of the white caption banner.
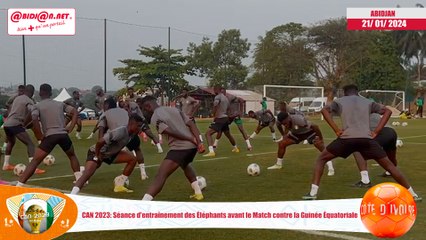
[8,8,76,35]
[67,195,368,233]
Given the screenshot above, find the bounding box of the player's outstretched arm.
[310,124,323,140]
[66,108,78,133]
[134,147,145,164]
[321,107,341,136]
[31,114,43,141]
[95,137,106,159]
[373,106,392,137]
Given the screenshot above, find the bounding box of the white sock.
[156,143,163,152]
[199,135,204,143]
[385,171,391,176]
[3,155,10,167]
[16,181,24,187]
[114,174,128,186]
[191,181,202,194]
[208,146,214,153]
[276,158,283,166]
[139,164,146,174]
[76,131,81,136]
[158,134,163,142]
[233,145,238,149]
[2,142,7,148]
[132,150,136,156]
[250,132,257,139]
[70,186,80,195]
[28,157,33,163]
[74,171,82,181]
[360,170,370,184]
[88,132,93,137]
[310,184,319,196]
[246,139,252,148]
[142,194,153,201]
[213,139,219,147]
[272,132,276,139]
[326,161,334,171]
[408,187,418,197]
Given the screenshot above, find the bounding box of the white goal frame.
[359,89,406,110]
[263,85,325,119]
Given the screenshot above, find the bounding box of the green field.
[1,117,424,240]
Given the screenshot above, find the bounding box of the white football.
[392,121,397,126]
[247,163,261,176]
[13,163,26,176]
[303,140,309,144]
[402,122,408,127]
[43,154,56,165]
[396,139,403,148]
[395,121,401,126]
[196,176,207,190]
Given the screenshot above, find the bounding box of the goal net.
[358,90,405,117]
[263,85,324,114]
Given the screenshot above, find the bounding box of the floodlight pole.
[104,18,107,92]
[22,35,27,85]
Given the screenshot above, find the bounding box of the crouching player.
[70,114,145,194]
[139,96,205,201]
[267,112,335,176]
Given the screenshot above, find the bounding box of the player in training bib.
[267,112,335,176]
[16,84,82,186]
[303,84,421,202]
[139,96,205,201]
[71,112,145,194]
[248,109,277,141]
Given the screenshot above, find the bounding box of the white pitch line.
[28,157,230,182]
[400,134,426,140]
[297,230,371,240]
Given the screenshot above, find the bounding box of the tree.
[187,29,250,89]
[348,31,405,90]
[248,22,315,87]
[113,45,190,102]
[308,18,366,100]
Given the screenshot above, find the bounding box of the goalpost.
[263,85,324,118]
[358,90,406,117]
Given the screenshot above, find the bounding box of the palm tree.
[395,3,426,86]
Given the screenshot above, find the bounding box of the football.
[360,182,416,238]
[395,121,401,126]
[43,154,56,165]
[197,176,207,190]
[13,163,26,176]
[247,163,260,176]
[402,122,408,127]
[396,139,403,148]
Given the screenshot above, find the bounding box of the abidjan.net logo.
[6,193,66,234]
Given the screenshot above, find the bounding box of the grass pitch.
[1,117,424,240]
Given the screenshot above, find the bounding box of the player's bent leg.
[183,164,203,200]
[15,131,35,160]
[113,151,137,193]
[268,137,295,170]
[224,130,239,153]
[204,128,217,157]
[302,150,336,200]
[3,135,16,170]
[71,160,99,194]
[352,152,371,187]
[143,159,180,200]
[17,148,49,185]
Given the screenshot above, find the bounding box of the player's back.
[34,99,68,136]
[214,93,229,118]
[99,108,129,131]
[151,107,196,150]
[333,95,374,139]
[180,96,196,116]
[4,95,33,127]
